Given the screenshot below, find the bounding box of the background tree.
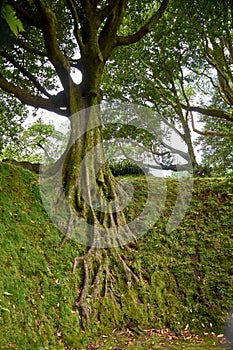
[178,0,233,173]
[180,0,233,121]
[194,116,233,175]
[0,94,27,156]
[103,33,198,171]
[103,0,233,175]
[1,117,55,162]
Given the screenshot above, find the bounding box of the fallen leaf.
[3,292,12,296]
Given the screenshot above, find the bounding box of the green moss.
[0,163,232,349]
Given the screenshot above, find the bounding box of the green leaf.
[1,2,24,36]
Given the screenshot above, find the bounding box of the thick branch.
[98,0,128,60]
[65,0,84,50]
[115,0,169,46]
[0,75,68,116]
[34,0,71,92]
[182,104,233,122]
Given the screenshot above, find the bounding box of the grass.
[0,162,232,349]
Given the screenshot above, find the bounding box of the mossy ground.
[0,163,232,349]
[83,331,223,349]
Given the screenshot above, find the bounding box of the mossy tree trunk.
[59,64,141,326]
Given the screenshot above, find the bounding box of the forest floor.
[76,328,225,350]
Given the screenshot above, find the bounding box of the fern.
[1,1,24,36]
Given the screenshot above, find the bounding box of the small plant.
[194,163,212,177]
[109,159,149,176]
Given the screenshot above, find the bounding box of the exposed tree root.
[71,221,141,329]
[57,136,144,328]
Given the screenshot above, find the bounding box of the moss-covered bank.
[0,163,232,349]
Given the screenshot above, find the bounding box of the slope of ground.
[0,162,232,349]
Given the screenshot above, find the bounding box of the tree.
[194,116,233,175]
[103,0,233,175]
[0,93,27,156]
[102,33,198,171]
[0,0,170,326]
[1,117,55,162]
[173,0,233,173]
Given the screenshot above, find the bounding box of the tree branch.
[17,37,47,58]
[0,51,51,97]
[114,121,189,162]
[115,0,169,46]
[34,0,72,92]
[98,0,128,60]
[65,0,84,51]
[201,31,233,106]
[181,104,233,122]
[190,111,233,137]
[98,0,120,22]
[0,75,68,116]
[120,144,190,172]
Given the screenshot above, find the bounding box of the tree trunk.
[54,88,141,327]
[182,121,197,170]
